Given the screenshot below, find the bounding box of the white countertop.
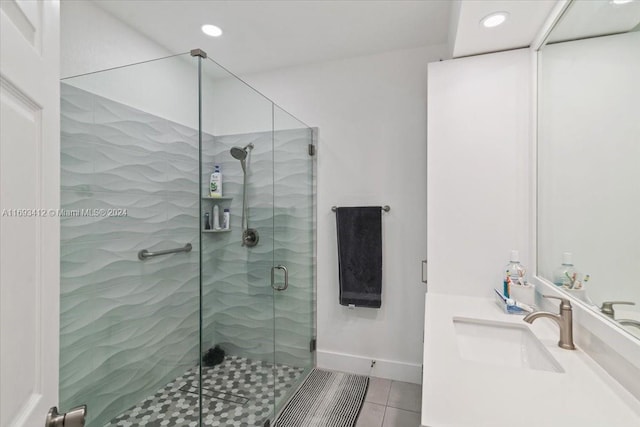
[421,293,640,427]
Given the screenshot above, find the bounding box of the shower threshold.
[106,355,305,427]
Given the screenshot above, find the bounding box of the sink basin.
[453,317,564,373]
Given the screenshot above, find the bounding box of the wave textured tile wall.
[60,83,201,426]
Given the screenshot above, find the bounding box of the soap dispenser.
[506,250,526,287]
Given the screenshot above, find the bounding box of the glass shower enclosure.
[59,51,315,427]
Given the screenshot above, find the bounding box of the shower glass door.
[200,58,277,425]
[200,59,315,424]
[272,106,316,413]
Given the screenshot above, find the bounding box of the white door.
[0,1,61,427]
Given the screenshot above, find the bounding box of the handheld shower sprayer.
[229,143,258,247]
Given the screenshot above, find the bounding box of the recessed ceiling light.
[610,0,634,4]
[202,24,223,37]
[481,12,509,28]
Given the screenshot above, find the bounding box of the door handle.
[46,405,87,427]
[421,260,428,284]
[271,265,289,291]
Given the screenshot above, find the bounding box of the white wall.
[62,1,200,129]
[62,2,247,136]
[61,0,171,78]
[426,49,532,297]
[61,0,447,383]
[62,1,278,136]
[243,45,447,383]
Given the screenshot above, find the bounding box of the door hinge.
[310,338,317,352]
[308,143,316,156]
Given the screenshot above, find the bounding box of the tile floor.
[356,378,422,427]
[105,355,305,427]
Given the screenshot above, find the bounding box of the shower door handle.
[271,265,289,291]
[46,405,87,427]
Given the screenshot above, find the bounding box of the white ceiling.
[93,0,564,73]
[95,0,452,75]
[451,0,558,57]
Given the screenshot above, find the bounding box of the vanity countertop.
[421,293,640,427]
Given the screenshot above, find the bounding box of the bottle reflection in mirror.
[554,252,582,289]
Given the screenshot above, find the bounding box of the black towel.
[335,207,382,308]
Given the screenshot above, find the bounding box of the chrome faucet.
[523,295,576,350]
[600,301,635,319]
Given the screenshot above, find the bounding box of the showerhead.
[230,143,254,161]
[230,143,253,174]
[230,146,247,161]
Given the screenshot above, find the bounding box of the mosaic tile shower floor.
[105,355,306,427]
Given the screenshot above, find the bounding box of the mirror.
[537,0,640,338]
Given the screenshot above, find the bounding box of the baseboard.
[316,349,422,384]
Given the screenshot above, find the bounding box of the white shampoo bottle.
[223,208,230,229]
[209,164,222,198]
[213,205,220,230]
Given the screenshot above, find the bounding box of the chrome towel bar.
[138,243,192,260]
[331,205,390,212]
